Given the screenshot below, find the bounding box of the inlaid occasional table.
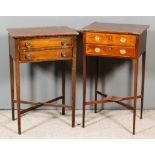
[82,22,149,134]
[8,26,79,134]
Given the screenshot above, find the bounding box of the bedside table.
[82,22,149,134]
[7,26,79,134]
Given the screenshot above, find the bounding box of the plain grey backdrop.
[0,16,154,110]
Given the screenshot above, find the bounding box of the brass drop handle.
[108,35,113,40]
[108,47,112,51]
[94,47,101,53]
[120,49,127,55]
[25,53,32,59]
[61,51,67,57]
[94,36,101,41]
[120,37,126,43]
[61,39,67,46]
[25,42,31,48]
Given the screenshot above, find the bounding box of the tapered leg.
[9,55,15,121]
[82,54,87,128]
[94,57,99,113]
[72,37,77,127]
[140,52,146,119]
[62,61,65,115]
[15,60,21,135]
[133,58,138,135]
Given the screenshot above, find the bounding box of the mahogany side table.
[7,26,79,134]
[82,22,149,134]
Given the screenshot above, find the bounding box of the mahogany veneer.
[8,26,79,134]
[82,22,149,135]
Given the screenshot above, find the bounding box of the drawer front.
[85,32,136,47]
[18,37,73,50]
[86,44,136,58]
[20,48,72,62]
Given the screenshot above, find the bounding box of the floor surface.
[0,110,155,138]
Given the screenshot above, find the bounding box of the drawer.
[85,44,136,58]
[18,37,73,50]
[20,48,72,62]
[85,32,136,47]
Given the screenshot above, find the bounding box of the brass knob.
[94,36,101,41]
[61,40,67,46]
[120,37,126,43]
[25,53,32,59]
[94,47,101,53]
[108,47,112,51]
[61,51,67,57]
[108,35,113,40]
[120,49,127,55]
[25,42,31,48]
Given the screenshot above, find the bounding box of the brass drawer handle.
[120,37,127,43]
[25,42,31,48]
[108,35,113,40]
[61,51,67,57]
[94,47,101,53]
[25,53,32,59]
[108,47,112,51]
[94,36,101,41]
[61,40,67,46]
[120,49,127,55]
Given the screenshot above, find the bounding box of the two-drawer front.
[85,32,137,58]
[85,32,136,47]
[18,37,73,62]
[20,48,72,62]
[86,44,135,58]
[18,37,73,50]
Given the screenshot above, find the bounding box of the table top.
[82,22,150,35]
[7,26,79,38]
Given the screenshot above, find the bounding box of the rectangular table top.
[82,22,149,35]
[7,26,79,38]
